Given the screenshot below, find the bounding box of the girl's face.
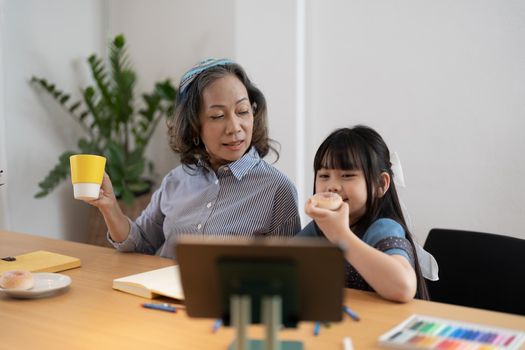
[315,168,368,225]
[199,74,254,170]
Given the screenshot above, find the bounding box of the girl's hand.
[84,173,118,211]
[305,197,351,244]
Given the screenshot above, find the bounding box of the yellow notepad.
[0,250,81,274]
[112,265,185,300]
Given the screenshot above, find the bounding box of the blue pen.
[141,303,177,313]
[212,319,222,333]
[313,321,321,336]
[343,305,360,321]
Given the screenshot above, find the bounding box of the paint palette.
[378,314,525,350]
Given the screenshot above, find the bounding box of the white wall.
[306,0,525,241]
[1,0,106,240]
[235,0,306,219]
[107,0,236,180]
[0,1,8,229]
[2,0,524,243]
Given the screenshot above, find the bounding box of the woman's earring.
[193,137,200,146]
[252,102,258,113]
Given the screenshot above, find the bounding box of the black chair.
[423,228,525,316]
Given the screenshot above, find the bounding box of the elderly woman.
[85,58,301,258]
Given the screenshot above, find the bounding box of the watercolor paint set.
[378,314,525,350]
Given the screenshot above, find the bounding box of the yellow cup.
[69,154,106,200]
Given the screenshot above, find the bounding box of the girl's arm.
[305,199,417,302]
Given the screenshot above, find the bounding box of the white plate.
[0,273,71,299]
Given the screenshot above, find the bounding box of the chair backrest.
[423,228,525,316]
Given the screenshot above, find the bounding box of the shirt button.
[207,202,212,208]
[215,180,219,184]
[197,224,202,230]
[223,166,229,171]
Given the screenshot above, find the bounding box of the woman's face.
[199,74,254,170]
[315,168,368,225]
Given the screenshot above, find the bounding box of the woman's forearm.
[99,202,131,243]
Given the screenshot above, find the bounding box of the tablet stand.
[229,295,302,350]
[219,260,303,350]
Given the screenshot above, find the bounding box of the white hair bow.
[390,151,406,188]
[390,152,439,281]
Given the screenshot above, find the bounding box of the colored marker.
[313,321,321,336]
[141,303,177,313]
[343,305,360,321]
[343,336,354,350]
[212,319,222,333]
[504,335,516,346]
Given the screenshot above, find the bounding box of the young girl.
[298,125,430,302]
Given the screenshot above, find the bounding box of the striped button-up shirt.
[110,147,301,258]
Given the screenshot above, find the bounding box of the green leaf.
[108,166,123,184]
[34,190,49,198]
[69,101,82,113]
[112,181,123,198]
[127,180,150,194]
[125,159,145,181]
[34,151,76,198]
[128,147,143,162]
[79,111,89,120]
[87,53,115,115]
[85,86,95,98]
[107,141,125,165]
[121,188,134,206]
[114,34,125,48]
[59,94,70,104]
[155,80,177,100]
[77,139,100,154]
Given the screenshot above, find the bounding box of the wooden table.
[1,230,524,349]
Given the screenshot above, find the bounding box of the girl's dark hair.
[168,62,278,168]
[313,125,429,299]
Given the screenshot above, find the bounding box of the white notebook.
[112,265,184,300]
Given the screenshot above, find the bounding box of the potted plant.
[31,34,177,206]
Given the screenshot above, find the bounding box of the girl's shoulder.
[362,218,406,246]
[296,221,322,237]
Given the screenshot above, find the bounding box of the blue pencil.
[343,305,360,321]
[212,319,222,333]
[141,303,177,313]
[313,321,321,336]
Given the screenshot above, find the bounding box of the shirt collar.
[217,147,260,180]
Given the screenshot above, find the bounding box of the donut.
[312,192,343,210]
[0,270,34,290]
